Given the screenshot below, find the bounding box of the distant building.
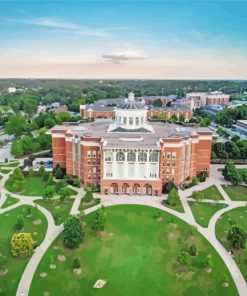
[148,105,192,121]
[50,105,68,114]
[235,120,247,136]
[186,91,230,106]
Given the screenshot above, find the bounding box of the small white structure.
[93,279,107,289]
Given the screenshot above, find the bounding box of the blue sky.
[0,1,247,79]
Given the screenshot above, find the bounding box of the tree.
[11,140,24,157]
[166,188,180,206]
[192,177,199,185]
[197,171,208,182]
[43,186,55,200]
[73,176,81,187]
[163,180,175,194]
[72,257,81,269]
[222,161,243,185]
[227,226,247,249]
[14,216,24,231]
[92,206,107,232]
[39,165,45,177]
[177,250,190,266]
[60,187,71,202]
[5,114,28,137]
[84,190,93,202]
[28,167,34,177]
[21,135,40,154]
[23,98,38,119]
[44,117,56,128]
[63,216,84,249]
[47,173,54,186]
[202,254,213,270]
[12,167,24,182]
[11,232,34,257]
[192,191,204,203]
[53,164,63,179]
[188,244,198,257]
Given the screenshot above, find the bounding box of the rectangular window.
[87,151,91,158]
[136,117,139,126]
[88,168,91,173]
[141,117,144,124]
[166,168,169,174]
[129,117,133,125]
[105,163,112,177]
[150,163,156,178]
[167,152,171,159]
[117,163,124,178]
[172,169,175,175]
[172,152,176,159]
[139,163,145,178]
[166,162,170,166]
[128,163,134,178]
[93,167,96,173]
[123,117,127,124]
[92,151,96,158]
[87,160,90,165]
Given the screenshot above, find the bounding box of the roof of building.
[150,104,189,112]
[51,120,211,149]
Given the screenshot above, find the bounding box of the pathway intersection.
[0,163,246,296]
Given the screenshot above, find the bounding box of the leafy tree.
[197,171,208,182]
[47,173,54,186]
[21,135,40,154]
[53,164,63,179]
[188,244,198,257]
[60,187,71,202]
[166,188,180,206]
[28,167,34,177]
[202,254,213,269]
[73,176,81,187]
[177,250,190,266]
[37,129,51,149]
[12,167,24,182]
[192,177,199,185]
[222,161,243,185]
[43,186,55,200]
[44,117,56,128]
[5,115,28,137]
[14,216,24,231]
[72,257,81,269]
[39,165,45,177]
[11,140,24,157]
[53,213,62,225]
[23,98,38,119]
[84,190,93,202]
[227,226,247,249]
[63,216,84,249]
[92,206,107,232]
[11,232,34,257]
[12,180,24,192]
[163,180,175,194]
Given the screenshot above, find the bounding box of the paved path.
[0,163,247,296]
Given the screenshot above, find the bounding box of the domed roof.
[118,92,143,110]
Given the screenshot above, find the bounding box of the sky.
[0,0,247,79]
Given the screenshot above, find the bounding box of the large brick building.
[51,93,212,196]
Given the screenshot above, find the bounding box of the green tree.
[12,167,24,182]
[227,226,247,249]
[63,216,84,249]
[11,232,34,257]
[28,167,34,177]
[11,140,24,157]
[60,187,71,202]
[222,161,243,185]
[14,216,24,231]
[47,173,54,186]
[188,244,198,257]
[163,180,175,193]
[177,250,190,266]
[192,191,204,203]
[53,164,63,179]
[44,117,56,128]
[5,115,28,137]
[202,254,213,270]
[39,165,45,177]
[166,188,180,206]
[21,135,40,154]
[23,98,38,119]
[43,186,55,200]
[72,257,81,269]
[92,206,107,232]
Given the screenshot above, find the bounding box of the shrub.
[84,190,93,202]
[14,216,24,231]
[11,232,34,257]
[188,244,197,256]
[63,216,84,249]
[72,257,81,269]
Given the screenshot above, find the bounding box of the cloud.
[4,17,106,37]
[102,50,149,62]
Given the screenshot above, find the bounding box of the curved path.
[1,164,246,296]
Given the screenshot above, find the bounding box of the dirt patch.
[33,219,42,225]
[0,269,8,276]
[156,217,163,222]
[204,268,212,273]
[81,221,87,228]
[40,272,47,278]
[82,200,95,206]
[73,268,82,275]
[50,264,56,270]
[223,282,229,288]
[57,255,66,262]
[168,232,175,240]
[188,235,196,241]
[98,231,107,238]
[43,292,50,296]
[171,223,178,228]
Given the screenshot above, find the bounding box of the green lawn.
[0,205,48,295]
[196,185,223,201]
[0,161,19,168]
[0,168,12,174]
[5,176,77,197]
[222,185,247,201]
[215,206,247,281]
[189,201,228,228]
[1,195,19,209]
[30,205,237,296]
[35,198,74,225]
[78,198,101,212]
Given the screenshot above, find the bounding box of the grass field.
[1,195,19,209]
[188,201,228,227]
[0,161,19,168]
[222,185,247,201]
[29,205,237,296]
[0,168,12,174]
[0,205,48,295]
[215,206,247,281]
[35,198,74,225]
[196,185,223,201]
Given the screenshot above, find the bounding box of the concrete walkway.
[0,164,247,296]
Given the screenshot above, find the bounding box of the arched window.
[105,150,113,161]
[138,151,147,162]
[149,151,158,162]
[127,151,136,162]
[116,151,125,161]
